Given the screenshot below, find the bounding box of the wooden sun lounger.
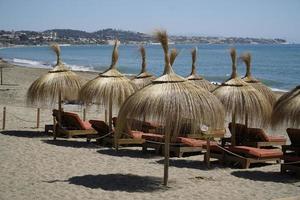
[46,109,98,140]
[89,120,145,148]
[228,123,287,148]
[206,144,282,168]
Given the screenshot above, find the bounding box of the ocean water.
[0,44,299,91]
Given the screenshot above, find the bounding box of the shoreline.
[0,60,290,93]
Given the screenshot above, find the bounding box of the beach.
[0,64,299,200]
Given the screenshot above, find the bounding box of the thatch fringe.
[79,40,137,108]
[169,48,179,66]
[155,31,171,74]
[27,44,82,107]
[116,30,225,141]
[110,40,119,69]
[213,49,272,128]
[271,85,300,128]
[241,52,277,105]
[230,48,237,79]
[140,45,146,73]
[51,43,61,65]
[131,46,155,89]
[186,48,216,91]
[191,48,197,75]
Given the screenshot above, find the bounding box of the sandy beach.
[0,64,299,200]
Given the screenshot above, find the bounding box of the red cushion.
[266,136,287,142]
[89,120,110,133]
[176,137,207,147]
[82,121,93,130]
[129,130,144,139]
[62,112,92,130]
[142,133,164,142]
[228,146,283,158]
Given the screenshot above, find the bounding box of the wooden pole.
[36,108,40,128]
[231,110,236,146]
[54,92,62,140]
[105,109,108,124]
[109,94,117,150]
[206,138,211,167]
[2,107,6,130]
[83,108,86,121]
[163,130,170,186]
[0,67,3,85]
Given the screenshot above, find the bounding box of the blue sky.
[0,0,300,42]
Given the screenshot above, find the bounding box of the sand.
[0,64,299,200]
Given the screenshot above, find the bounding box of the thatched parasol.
[212,48,272,145]
[241,52,277,105]
[271,85,300,128]
[131,46,155,89]
[186,48,216,91]
[27,44,83,138]
[79,40,137,132]
[116,30,225,186]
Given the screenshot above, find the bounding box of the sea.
[0,44,299,91]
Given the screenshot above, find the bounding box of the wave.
[5,57,95,72]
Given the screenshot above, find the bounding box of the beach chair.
[205,144,283,168]
[88,119,145,147]
[228,123,286,148]
[142,129,225,157]
[51,109,98,140]
[281,128,300,177]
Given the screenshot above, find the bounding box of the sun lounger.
[228,122,286,148]
[88,119,145,148]
[141,133,210,157]
[280,128,300,177]
[52,110,97,140]
[205,144,283,168]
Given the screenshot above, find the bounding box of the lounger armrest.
[282,145,300,153]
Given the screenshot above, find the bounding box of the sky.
[0,0,300,42]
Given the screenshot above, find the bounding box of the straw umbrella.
[186,48,216,91]
[79,40,137,141]
[27,44,83,138]
[271,85,300,128]
[212,48,272,145]
[131,46,155,89]
[116,30,225,186]
[241,53,277,105]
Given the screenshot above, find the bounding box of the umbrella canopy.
[131,46,155,89]
[116,30,225,185]
[271,85,300,128]
[241,52,277,105]
[212,48,272,129]
[186,48,216,91]
[79,40,137,130]
[27,44,82,107]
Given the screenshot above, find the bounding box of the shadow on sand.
[42,139,100,149]
[65,173,164,192]
[1,130,50,138]
[231,170,300,183]
[155,158,221,170]
[97,148,160,159]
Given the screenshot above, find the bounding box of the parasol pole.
[54,91,62,140]
[0,66,3,85]
[163,129,170,186]
[231,108,236,146]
